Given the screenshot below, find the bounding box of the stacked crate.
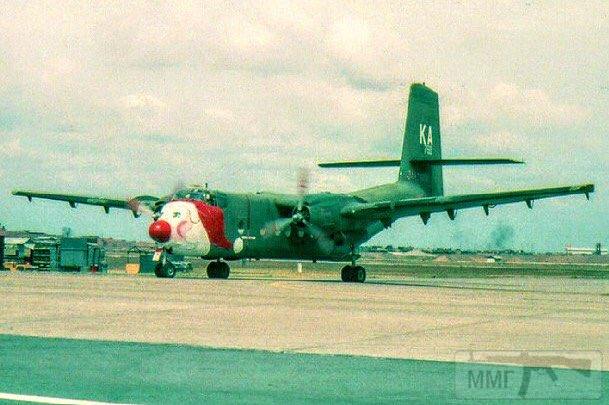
[60,237,106,272]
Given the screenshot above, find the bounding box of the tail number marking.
[419,124,433,156]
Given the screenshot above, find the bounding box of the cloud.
[488,82,590,128]
[443,82,590,129]
[0,136,22,156]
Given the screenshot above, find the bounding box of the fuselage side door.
[217,193,249,242]
[247,194,281,256]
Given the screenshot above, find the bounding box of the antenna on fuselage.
[203,182,212,203]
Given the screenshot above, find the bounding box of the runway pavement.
[0,334,605,404]
[1,271,608,402]
[2,271,609,365]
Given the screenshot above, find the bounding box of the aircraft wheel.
[207,262,218,278]
[155,261,176,278]
[218,262,230,279]
[354,266,366,283]
[154,263,164,278]
[164,263,176,278]
[341,265,366,283]
[341,265,354,282]
[207,261,230,279]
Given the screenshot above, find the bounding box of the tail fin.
[399,83,443,196]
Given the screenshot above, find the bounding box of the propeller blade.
[296,167,310,211]
[127,197,157,218]
[261,218,292,238]
[304,222,335,255]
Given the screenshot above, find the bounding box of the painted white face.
[157,201,211,255]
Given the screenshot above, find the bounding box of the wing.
[12,190,160,217]
[341,184,594,223]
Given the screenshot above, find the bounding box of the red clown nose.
[149,220,171,243]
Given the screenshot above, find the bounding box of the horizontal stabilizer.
[318,158,522,168]
[318,159,400,168]
[411,158,524,166]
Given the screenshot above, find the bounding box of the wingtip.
[581,183,595,200]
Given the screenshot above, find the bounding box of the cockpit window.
[174,187,218,206]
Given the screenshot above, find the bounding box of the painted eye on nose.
[187,209,200,224]
[173,212,181,218]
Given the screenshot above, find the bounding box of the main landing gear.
[341,246,366,283]
[341,265,366,283]
[207,261,230,279]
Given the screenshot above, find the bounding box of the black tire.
[218,262,230,279]
[207,261,230,279]
[154,262,176,278]
[341,265,354,282]
[354,266,366,283]
[207,262,218,279]
[164,263,176,278]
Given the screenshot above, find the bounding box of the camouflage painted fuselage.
[160,182,423,261]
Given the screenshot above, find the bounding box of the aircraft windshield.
[174,188,216,205]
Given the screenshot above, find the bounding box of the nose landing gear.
[154,260,176,278]
[152,248,177,278]
[207,261,230,279]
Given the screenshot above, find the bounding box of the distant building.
[4,237,34,261]
[565,244,608,255]
[1,229,108,272]
[363,245,388,253]
[485,255,503,263]
[392,249,435,258]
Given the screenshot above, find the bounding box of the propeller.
[127,181,191,219]
[127,196,159,218]
[261,167,335,255]
[304,221,335,255]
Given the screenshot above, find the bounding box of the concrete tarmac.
[1,272,608,368]
[1,271,608,403]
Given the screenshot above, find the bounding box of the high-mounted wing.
[342,184,594,224]
[12,190,159,217]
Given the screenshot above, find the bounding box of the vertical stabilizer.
[399,83,443,196]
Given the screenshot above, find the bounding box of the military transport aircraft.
[13,83,594,282]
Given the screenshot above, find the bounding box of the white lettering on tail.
[419,123,433,155]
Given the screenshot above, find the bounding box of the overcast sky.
[0,1,607,251]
